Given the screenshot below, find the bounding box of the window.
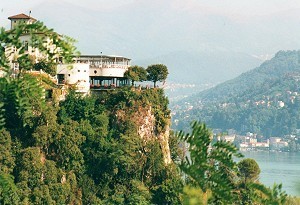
[94,70,97,74]
[57,74,65,84]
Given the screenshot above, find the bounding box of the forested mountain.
[173,50,300,137]
[194,50,300,102]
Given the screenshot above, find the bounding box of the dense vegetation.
[0,86,291,204]
[0,20,297,204]
[174,51,300,144]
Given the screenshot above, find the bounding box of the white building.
[4,13,61,77]
[57,63,90,94]
[8,13,36,30]
[4,14,38,76]
[3,13,132,94]
[218,135,235,143]
[57,55,131,93]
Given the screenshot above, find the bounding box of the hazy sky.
[2,0,300,56]
[2,0,300,19]
[2,0,300,83]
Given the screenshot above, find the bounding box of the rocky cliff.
[107,87,172,164]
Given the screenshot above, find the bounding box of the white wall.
[57,63,90,93]
[89,67,126,77]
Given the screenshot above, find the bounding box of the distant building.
[269,137,288,151]
[269,137,281,144]
[278,101,285,108]
[4,13,59,78]
[8,13,37,30]
[218,135,235,143]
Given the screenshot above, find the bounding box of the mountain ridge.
[173,50,300,137]
[14,0,275,84]
[191,50,300,102]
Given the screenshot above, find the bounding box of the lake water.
[241,151,300,196]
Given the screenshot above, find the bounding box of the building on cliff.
[2,13,131,94]
[57,55,131,94]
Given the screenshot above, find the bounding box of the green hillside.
[195,50,300,102]
[173,50,300,138]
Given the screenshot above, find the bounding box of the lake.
[241,151,300,196]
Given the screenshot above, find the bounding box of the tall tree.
[238,158,260,183]
[146,64,168,87]
[124,65,147,86]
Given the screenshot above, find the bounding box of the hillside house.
[57,55,131,94]
[2,13,131,94]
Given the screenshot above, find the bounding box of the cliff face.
[136,106,171,165]
[111,88,172,164]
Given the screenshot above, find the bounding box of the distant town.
[213,130,296,152]
[171,74,300,152]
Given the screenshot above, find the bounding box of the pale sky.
[2,0,300,83]
[1,0,300,17]
[2,0,300,56]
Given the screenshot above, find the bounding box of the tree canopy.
[146,64,168,87]
[124,65,147,86]
[238,158,261,183]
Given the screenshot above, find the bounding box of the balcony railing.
[90,64,129,69]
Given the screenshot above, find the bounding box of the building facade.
[56,55,131,94]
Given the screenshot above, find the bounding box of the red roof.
[8,13,36,21]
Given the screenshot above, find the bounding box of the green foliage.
[78,175,103,204]
[33,60,56,76]
[125,180,151,205]
[141,88,170,133]
[246,183,288,205]
[182,185,210,205]
[169,130,185,163]
[53,120,85,173]
[286,196,300,205]
[124,65,147,86]
[178,121,243,204]
[0,102,4,129]
[0,173,20,205]
[0,129,15,174]
[1,74,44,131]
[146,64,169,87]
[58,90,105,122]
[15,147,43,190]
[238,158,261,182]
